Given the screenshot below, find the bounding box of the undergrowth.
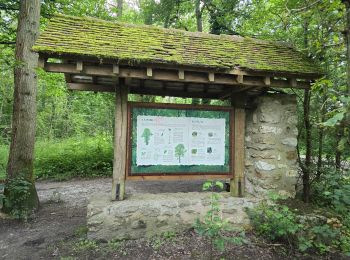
[0,135,113,181]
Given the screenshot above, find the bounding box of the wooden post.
[111,79,128,201]
[231,95,246,197]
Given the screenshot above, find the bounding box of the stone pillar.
[244,94,298,198]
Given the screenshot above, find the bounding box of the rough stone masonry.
[87,93,299,240]
[245,94,298,198]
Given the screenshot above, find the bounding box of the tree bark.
[3,0,41,213]
[117,0,123,18]
[316,95,326,179]
[195,0,203,32]
[302,89,312,203]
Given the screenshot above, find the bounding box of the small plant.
[73,239,98,253]
[194,180,245,257]
[3,176,34,220]
[108,239,122,251]
[73,225,88,238]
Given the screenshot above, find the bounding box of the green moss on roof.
[33,14,321,76]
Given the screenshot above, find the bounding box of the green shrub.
[312,170,350,215]
[2,177,34,219]
[248,200,302,244]
[249,194,350,255]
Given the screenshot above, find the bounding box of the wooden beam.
[219,86,257,100]
[231,107,246,197]
[68,83,114,92]
[178,70,185,80]
[76,61,83,72]
[67,82,221,99]
[208,72,215,82]
[126,175,230,181]
[111,79,128,201]
[264,76,271,86]
[41,53,322,80]
[45,62,311,89]
[147,67,153,77]
[131,87,220,99]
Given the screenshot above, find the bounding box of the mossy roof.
[33,14,321,76]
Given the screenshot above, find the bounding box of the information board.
[128,103,233,177]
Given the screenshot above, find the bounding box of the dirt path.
[0,178,347,260]
[0,178,204,260]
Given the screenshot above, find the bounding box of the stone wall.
[88,193,259,241]
[244,94,298,198]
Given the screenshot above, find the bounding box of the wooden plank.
[111,80,128,201]
[178,70,185,80]
[126,175,231,181]
[208,72,215,82]
[76,61,83,72]
[231,108,246,197]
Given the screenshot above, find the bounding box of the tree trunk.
[316,95,326,179]
[3,0,41,214]
[117,0,123,18]
[195,0,203,32]
[335,126,344,170]
[302,89,312,203]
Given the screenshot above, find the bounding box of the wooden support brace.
[208,72,215,82]
[147,67,153,77]
[290,78,297,87]
[178,70,185,80]
[76,61,83,72]
[38,57,46,68]
[111,79,128,201]
[113,64,119,75]
[264,76,271,86]
[237,74,244,84]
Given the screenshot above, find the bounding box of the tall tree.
[195,0,203,32]
[3,0,41,214]
[117,0,123,17]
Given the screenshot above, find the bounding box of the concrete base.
[87,192,259,241]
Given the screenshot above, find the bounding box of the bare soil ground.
[0,178,348,260]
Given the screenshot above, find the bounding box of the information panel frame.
[126,102,234,180]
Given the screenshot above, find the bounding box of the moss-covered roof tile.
[33,14,321,76]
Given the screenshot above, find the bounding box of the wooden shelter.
[33,14,322,201]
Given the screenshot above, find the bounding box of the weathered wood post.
[111,79,128,200]
[230,94,246,197]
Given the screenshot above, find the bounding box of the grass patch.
[34,135,113,180]
[0,135,113,181]
[0,145,9,181]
